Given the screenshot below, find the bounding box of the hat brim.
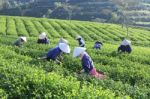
[59,43,70,53]
[73,47,86,57]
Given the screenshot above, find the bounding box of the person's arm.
[118,46,121,52]
[80,69,85,73]
[55,59,61,64]
[59,54,63,61]
[37,56,47,60]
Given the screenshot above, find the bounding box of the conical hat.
[73,47,86,57]
[20,37,27,42]
[121,39,131,46]
[59,43,70,53]
[39,32,46,39]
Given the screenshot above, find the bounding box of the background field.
[0,16,150,98]
[0,16,150,46]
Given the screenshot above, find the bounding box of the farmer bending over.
[14,36,27,47]
[38,43,70,64]
[73,47,105,79]
[37,32,49,44]
[93,41,103,49]
[118,38,132,53]
[76,35,85,47]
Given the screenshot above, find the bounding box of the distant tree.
[63,0,73,21]
[111,0,140,37]
[45,9,53,18]
[109,12,119,23]
[1,0,10,9]
[0,0,4,9]
[54,2,62,8]
[53,0,78,22]
[92,18,106,23]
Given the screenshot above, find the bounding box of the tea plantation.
[0,16,150,99]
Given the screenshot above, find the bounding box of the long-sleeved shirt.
[14,38,23,47]
[81,52,94,73]
[118,45,132,53]
[37,38,49,44]
[46,47,62,61]
[94,42,102,49]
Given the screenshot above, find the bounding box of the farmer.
[37,32,49,44]
[76,35,85,47]
[73,47,105,79]
[14,36,27,47]
[38,43,70,64]
[93,41,103,49]
[118,38,132,53]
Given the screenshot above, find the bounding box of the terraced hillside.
[127,0,150,27]
[0,16,150,98]
[0,0,150,27]
[0,16,150,46]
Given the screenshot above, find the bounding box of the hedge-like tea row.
[0,46,124,99]
[0,16,150,47]
[0,36,150,98]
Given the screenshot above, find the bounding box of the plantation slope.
[0,16,150,47]
[0,36,150,98]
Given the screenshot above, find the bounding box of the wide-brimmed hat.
[20,37,27,42]
[121,39,131,46]
[39,32,47,39]
[59,43,70,53]
[73,47,86,57]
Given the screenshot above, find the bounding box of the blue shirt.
[81,52,94,73]
[37,38,49,44]
[47,47,62,61]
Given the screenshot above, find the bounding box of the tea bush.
[0,15,150,98]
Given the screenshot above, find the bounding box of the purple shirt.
[81,52,94,73]
[94,43,101,48]
[47,47,62,61]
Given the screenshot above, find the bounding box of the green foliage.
[23,19,38,36]
[0,16,150,98]
[0,88,7,99]
[0,16,150,47]
[0,17,6,35]
[6,17,17,35]
[15,18,28,36]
